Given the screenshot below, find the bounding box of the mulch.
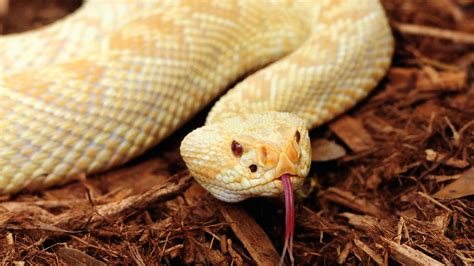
[0,0,473,265]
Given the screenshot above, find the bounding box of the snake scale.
[0,0,393,203]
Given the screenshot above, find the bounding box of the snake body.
[0,0,393,202]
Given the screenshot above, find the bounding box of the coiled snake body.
[0,0,393,203]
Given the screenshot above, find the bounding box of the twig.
[54,172,193,229]
[428,173,461,182]
[393,22,474,45]
[394,216,405,244]
[417,191,452,212]
[162,244,183,257]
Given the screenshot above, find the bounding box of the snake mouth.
[276,173,302,185]
[277,173,298,180]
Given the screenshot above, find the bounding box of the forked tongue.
[279,174,294,265]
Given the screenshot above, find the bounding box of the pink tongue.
[279,174,294,265]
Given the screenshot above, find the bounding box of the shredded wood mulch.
[1,0,473,265]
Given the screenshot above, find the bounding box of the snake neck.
[205,0,393,129]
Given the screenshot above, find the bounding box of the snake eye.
[249,164,257,172]
[295,130,301,143]
[231,140,243,157]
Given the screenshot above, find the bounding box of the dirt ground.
[0,0,473,265]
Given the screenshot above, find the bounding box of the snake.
[1,0,393,261]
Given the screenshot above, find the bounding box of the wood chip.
[183,182,209,206]
[0,0,7,17]
[324,188,386,217]
[337,241,353,264]
[340,212,379,230]
[202,245,227,265]
[227,238,244,265]
[365,174,382,190]
[353,239,384,265]
[432,212,451,233]
[388,68,467,92]
[425,149,470,169]
[381,238,444,266]
[6,232,13,245]
[220,234,227,254]
[417,71,467,92]
[219,203,280,265]
[435,0,464,22]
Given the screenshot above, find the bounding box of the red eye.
[295,130,301,143]
[231,140,243,157]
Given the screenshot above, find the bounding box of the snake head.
[180,112,311,202]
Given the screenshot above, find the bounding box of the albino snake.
[0,0,393,260]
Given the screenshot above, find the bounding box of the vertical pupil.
[231,140,243,156]
[295,131,301,143]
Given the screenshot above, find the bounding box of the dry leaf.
[329,115,374,152]
[311,138,346,161]
[433,168,474,199]
[57,247,106,266]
